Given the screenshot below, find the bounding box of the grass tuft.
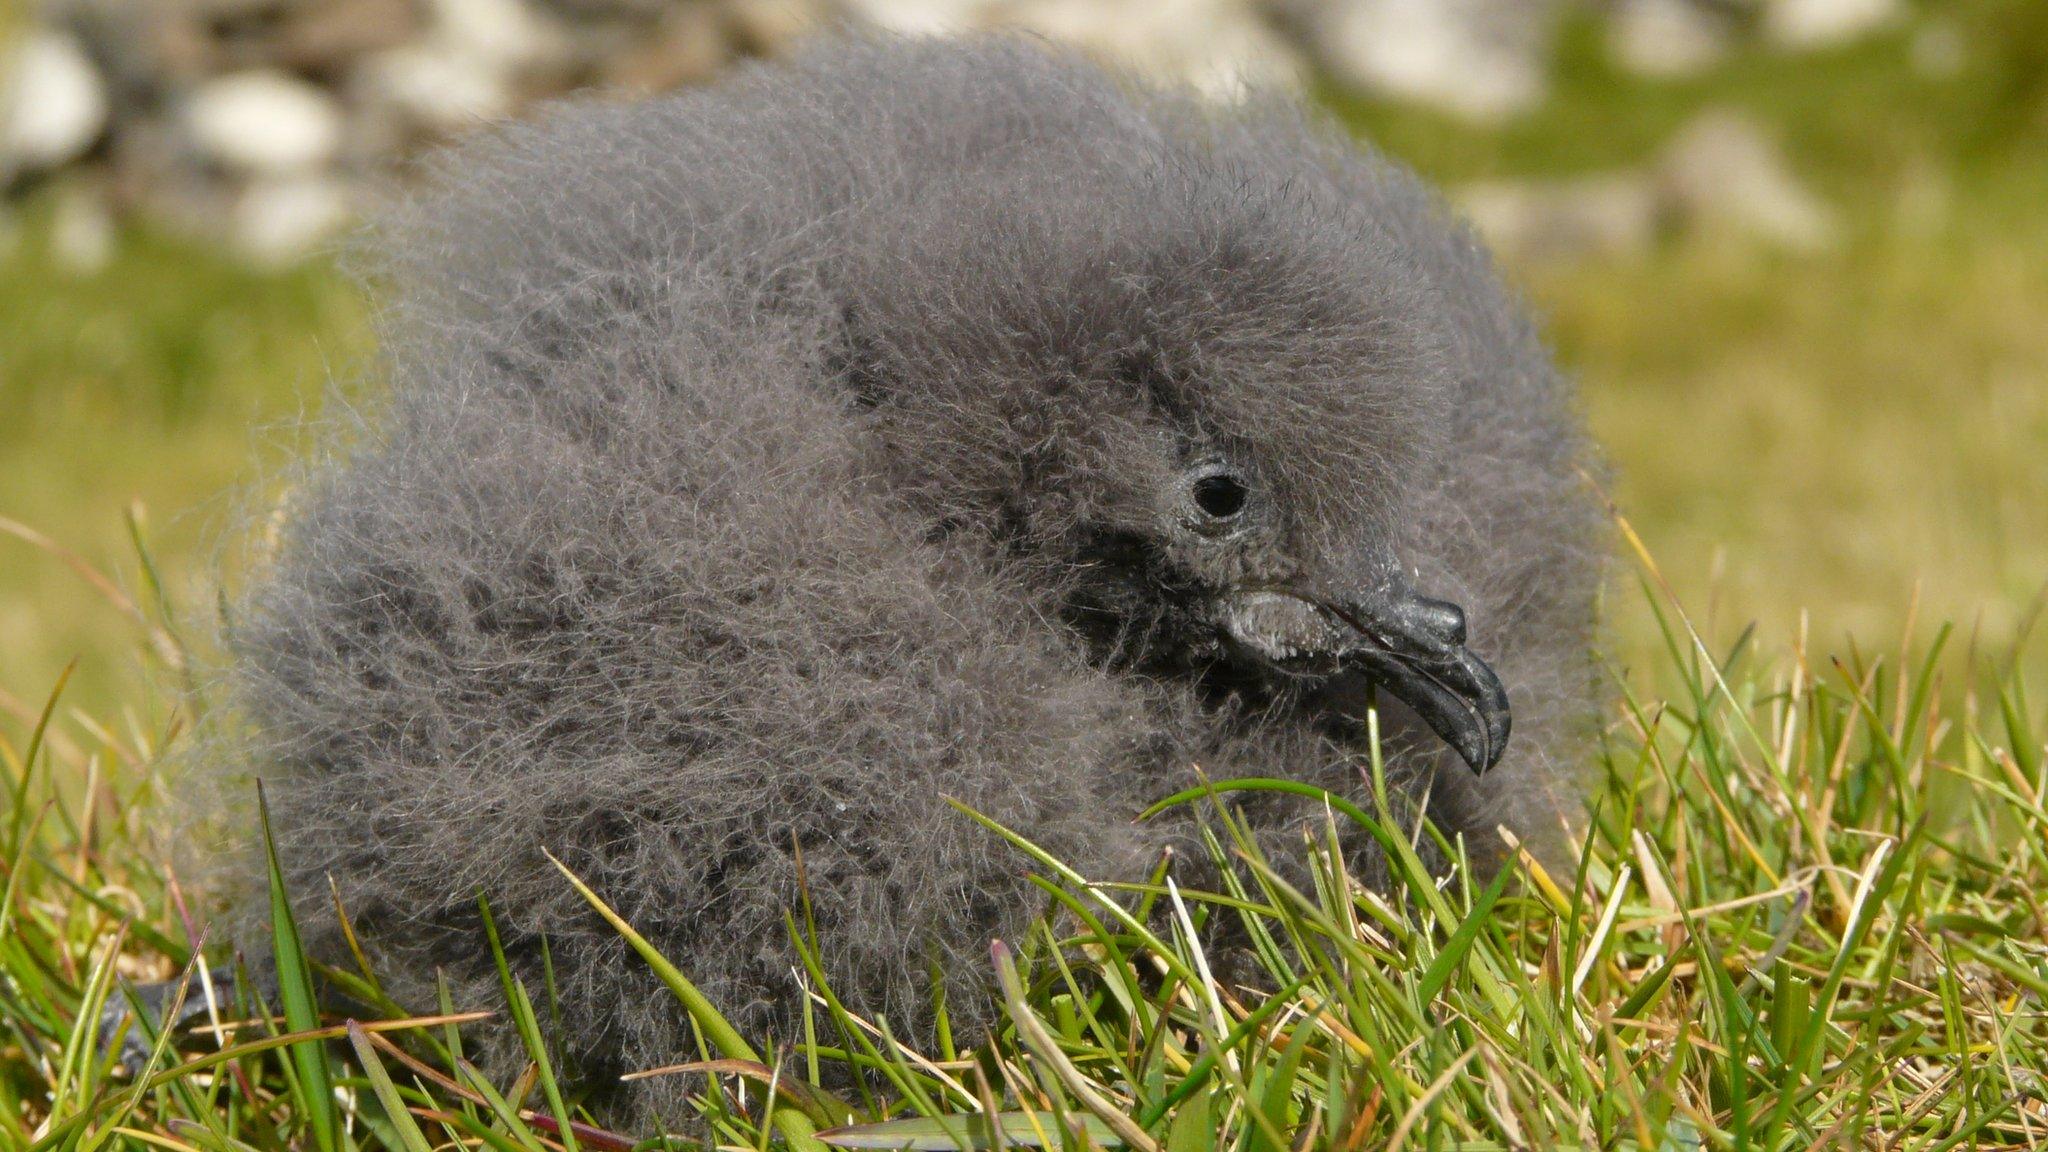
[2,525,2045,1149]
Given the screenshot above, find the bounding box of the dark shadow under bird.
[185,34,1604,1127]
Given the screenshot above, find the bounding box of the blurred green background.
[2,0,2045,725]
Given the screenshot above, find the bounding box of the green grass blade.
[257,781,338,1152]
[346,1021,436,1152]
[817,1111,1126,1149]
[543,849,829,1152]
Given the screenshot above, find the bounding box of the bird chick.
[198,35,1604,1126]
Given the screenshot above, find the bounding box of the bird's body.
[206,37,1602,1125]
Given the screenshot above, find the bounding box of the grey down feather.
[198,34,1606,1127]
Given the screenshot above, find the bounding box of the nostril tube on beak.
[1413,597,1468,647]
[1324,585,1511,774]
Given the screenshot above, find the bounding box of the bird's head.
[836,115,1513,773]
[1107,457,1511,776]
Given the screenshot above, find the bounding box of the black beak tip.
[1474,668,1507,774]
[1457,651,1513,775]
[1294,586,1516,775]
[1465,684,1512,775]
[1453,732,1495,775]
[1342,639,1513,776]
[1440,707,1509,775]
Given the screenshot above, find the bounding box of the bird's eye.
[1191,470,1249,520]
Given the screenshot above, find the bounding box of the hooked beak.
[1218,581,1512,774]
[1323,587,1512,775]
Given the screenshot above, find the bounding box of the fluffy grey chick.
[206,35,1603,1127]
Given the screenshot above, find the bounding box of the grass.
[3,6,2047,1148]
[0,221,369,722]
[2,516,2045,1150]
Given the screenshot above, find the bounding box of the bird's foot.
[98,966,243,1072]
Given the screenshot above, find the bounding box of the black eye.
[1191,471,1248,519]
